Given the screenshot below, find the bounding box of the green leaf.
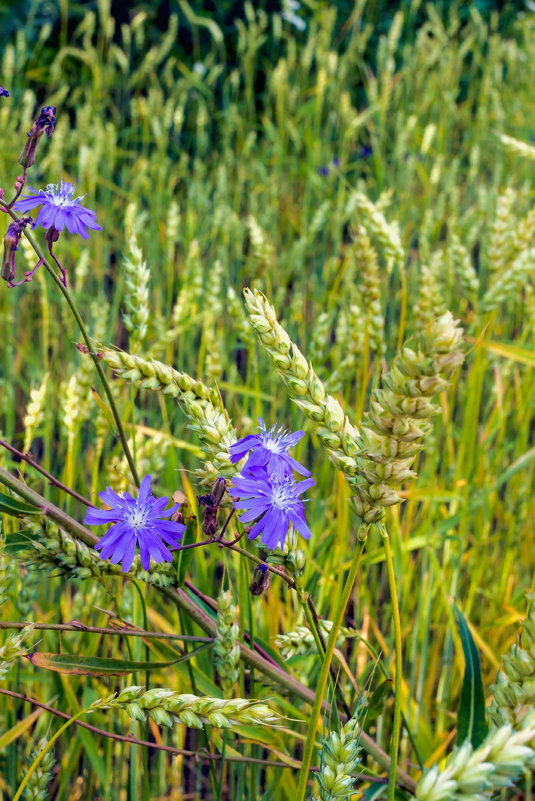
[0,708,43,749]
[26,641,212,676]
[0,492,41,517]
[478,339,535,367]
[4,528,35,553]
[176,518,198,587]
[456,607,488,747]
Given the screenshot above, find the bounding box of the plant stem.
[0,200,139,487]
[0,621,212,640]
[302,598,342,731]
[295,534,367,801]
[176,604,219,796]
[0,438,94,506]
[12,705,92,801]
[0,464,97,546]
[7,167,27,208]
[379,523,403,801]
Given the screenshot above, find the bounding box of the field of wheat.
[1,2,535,799]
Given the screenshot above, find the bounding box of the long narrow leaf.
[26,642,212,676]
[456,607,488,747]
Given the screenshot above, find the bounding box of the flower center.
[270,478,294,509]
[263,437,281,454]
[260,423,286,454]
[126,506,148,532]
[45,180,78,208]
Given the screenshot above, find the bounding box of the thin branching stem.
[295,536,367,801]
[302,598,343,728]
[0,199,140,487]
[0,438,94,507]
[0,621,212,641]
[379,523,404,801]
[7,167,27,208]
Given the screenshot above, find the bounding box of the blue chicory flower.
[14,178,102,240]
[229,417,311,477]
[84,474,185,572]
[228,467,314,550]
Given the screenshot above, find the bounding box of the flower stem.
[0,200,139,487]
[302,598,342,731]
[295,534,367,801]
[7,167,27,208]
[379,523,403,801]
[176,604,219,796]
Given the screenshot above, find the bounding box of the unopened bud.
[19,105,56,168]
[249,563,270,596]
[44,226,60,243]
[2,216,32,282]
[211,477,227,505]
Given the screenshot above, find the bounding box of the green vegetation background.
[1,0,535,798]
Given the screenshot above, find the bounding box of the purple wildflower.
[229,417,310,477]
[0,87,9,98]
[84,474,185,572]
[14,178,102,240]
[317,165,330,177]
[228,467,314,550]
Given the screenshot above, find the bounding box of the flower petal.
[84,506,123,525]
[137,474,153,506]
[121,537,138,572]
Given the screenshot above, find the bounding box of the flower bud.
[44,226,60,243]
[249,563,270,596]
[19,106,56,168]
[211,477,227,505]
[2,216,32,283]
[285,546,305,576]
